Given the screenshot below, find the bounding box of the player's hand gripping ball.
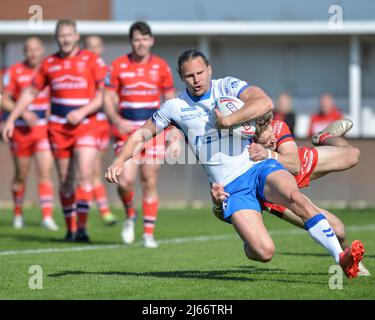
[215,96,256,139]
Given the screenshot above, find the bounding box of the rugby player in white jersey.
[105,49,365,278]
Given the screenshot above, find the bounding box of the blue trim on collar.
[186,81,212,102]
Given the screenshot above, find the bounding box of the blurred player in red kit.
[3,20,107,242]
[104,21,177,247]
[308,93,343,137]
[1,37,58,230]
[85,35,117,226]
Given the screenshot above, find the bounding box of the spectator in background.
[273,92,295,136]
[308,93,343,137]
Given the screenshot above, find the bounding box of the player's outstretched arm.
[105,118,158,184]
[216,86,274,128]
[1,86,38,142]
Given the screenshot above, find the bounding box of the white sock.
[304,213,343,263]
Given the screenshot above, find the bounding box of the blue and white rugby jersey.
[152,76,261,186]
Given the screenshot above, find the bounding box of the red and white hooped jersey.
[106,54,174,126]
[3,62,50,127]
[32,49,107,124]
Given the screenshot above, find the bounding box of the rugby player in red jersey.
[3,20,107,242]
[85,35,117,226]
[1,37,57,231]
[104,21,177,248]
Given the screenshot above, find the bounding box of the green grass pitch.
[0,207,374,299]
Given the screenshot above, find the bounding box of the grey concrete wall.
[1,35,362,113]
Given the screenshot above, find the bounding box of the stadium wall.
[3,34,375,138]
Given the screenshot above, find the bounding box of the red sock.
[143,198,159,235]
[38,183,54,219]
[59,190,77,233]
[119,189,137,219]
[319,132,333,145]
[93,184,110,217]
[76,185,93,230]
[12,184,25,217]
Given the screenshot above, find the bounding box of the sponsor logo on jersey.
[180,110,209,121]
[119,72,136,78]
[230,80,240,88]
[181,106,197,112]
[120,82,159,96]
[47,65,62,73]
[17,75,31,83]
[50,75,88,90]
[224,79,240,94]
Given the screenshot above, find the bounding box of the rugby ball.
[215,96,256,139]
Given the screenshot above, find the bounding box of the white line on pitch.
[0,223,374,257]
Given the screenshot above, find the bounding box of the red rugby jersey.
[308,108,343,137]
[4,62,49,126]
[272,120,295,149]
[106,54,174,125]
[32,49,107,124]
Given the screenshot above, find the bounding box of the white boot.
[13,216,24,229]
[41,217,59,231]
[143,233,158,248]
[312,119,353,146]
[121,219,135,244]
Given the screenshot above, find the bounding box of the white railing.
[1,20,375,36]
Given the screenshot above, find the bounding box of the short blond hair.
[254,111,273,141]
[55,19,77,36]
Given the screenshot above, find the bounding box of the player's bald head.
[24,37,44,52]
[23,37,44,67]
[85,35,104,56]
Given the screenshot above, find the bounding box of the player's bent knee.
[244,242,275,263]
